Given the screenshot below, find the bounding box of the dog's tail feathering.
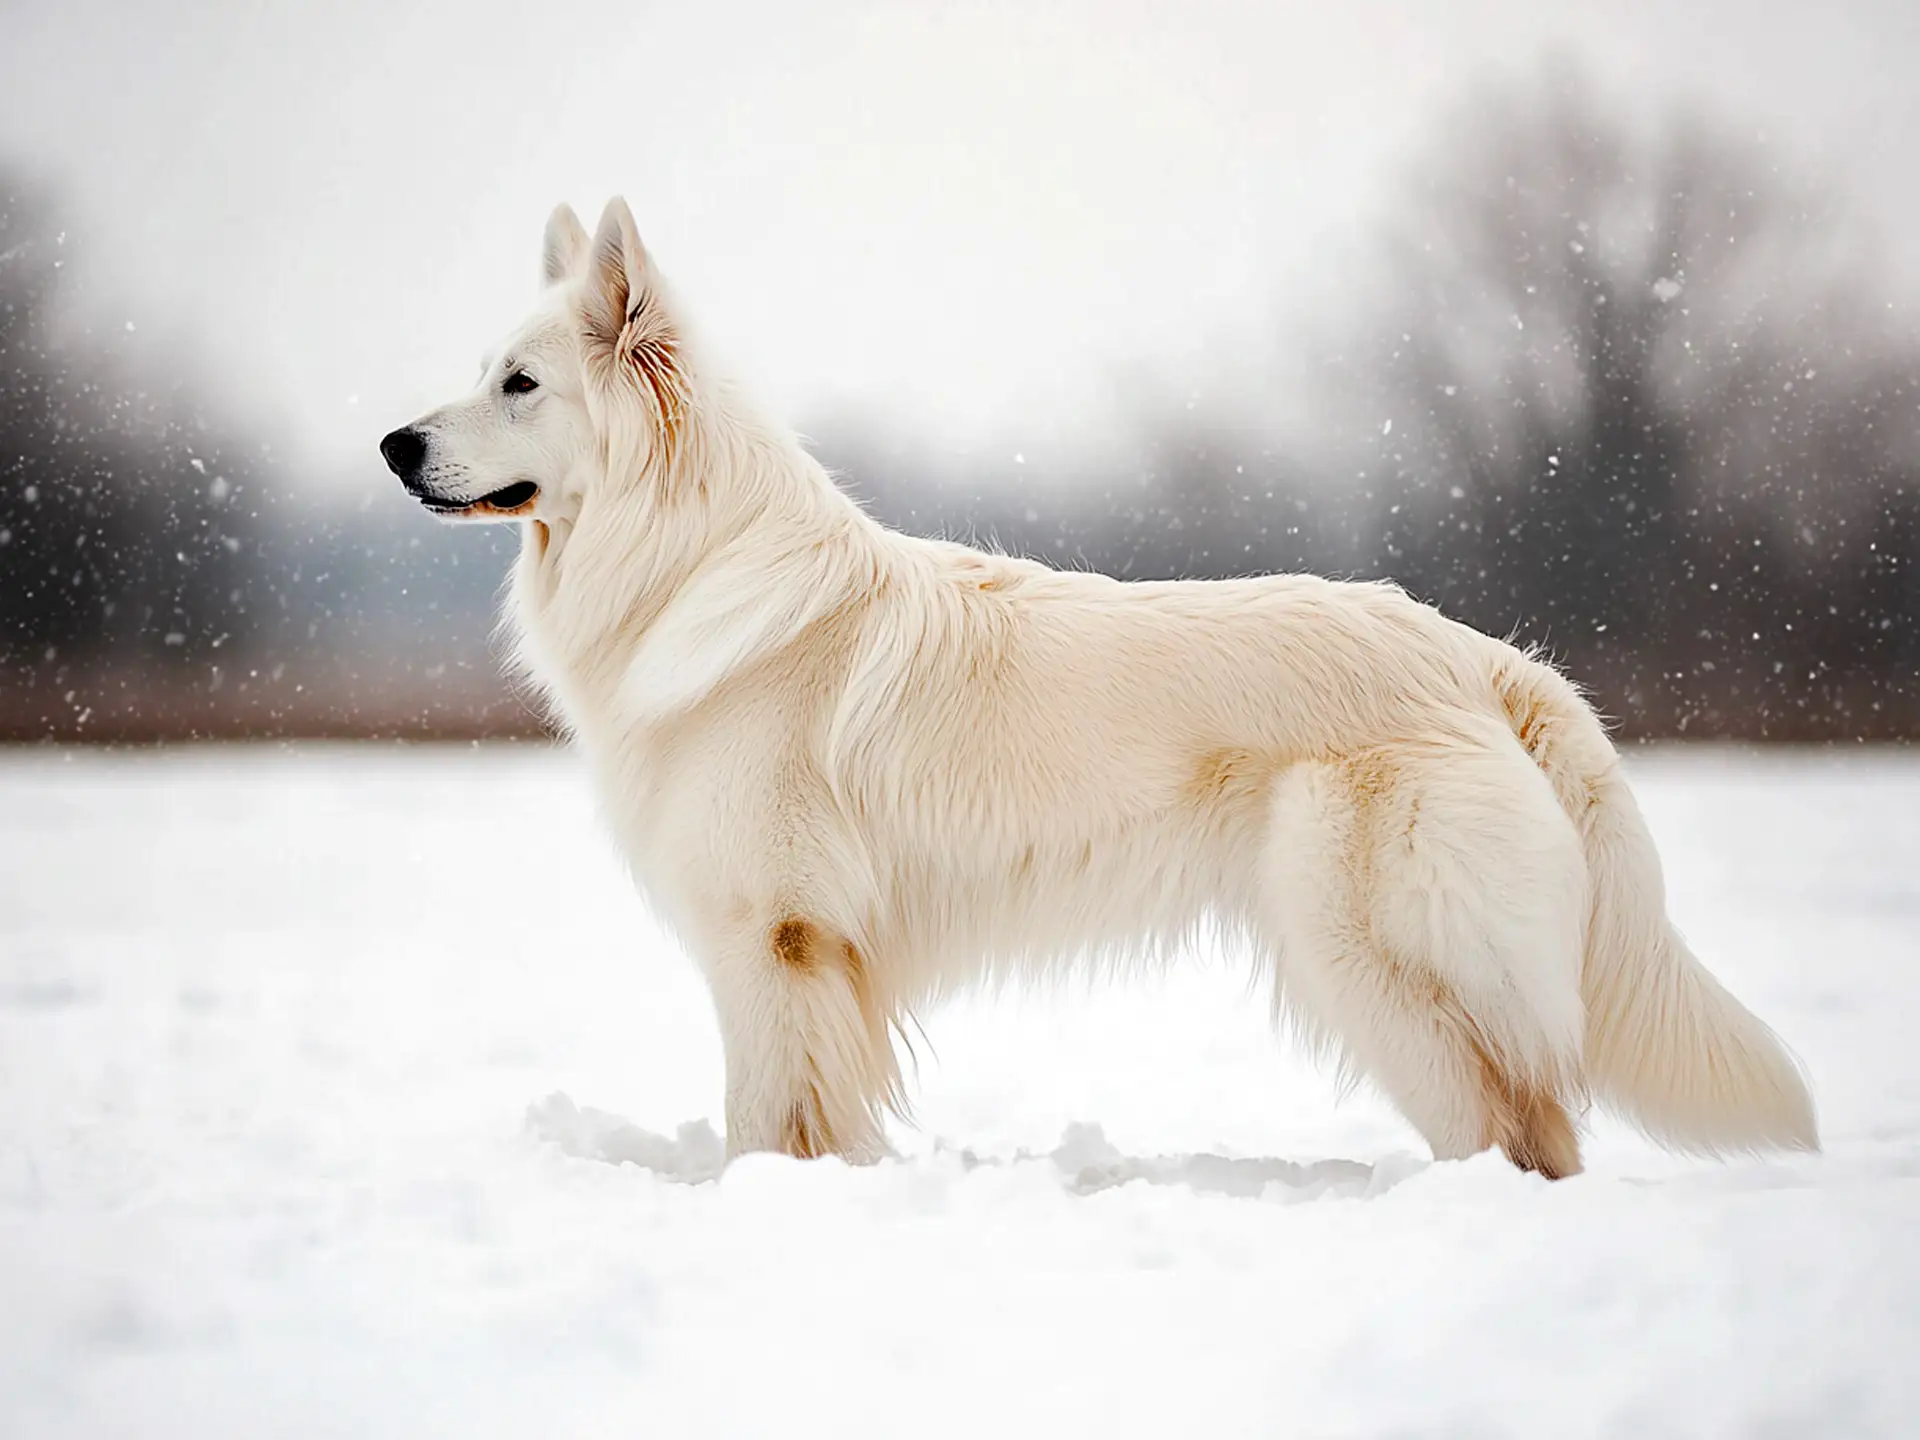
[1494,649,1820,1157]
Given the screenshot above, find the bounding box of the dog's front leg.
[704,913,903,1164]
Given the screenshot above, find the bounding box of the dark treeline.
[3,67,1917,741]
[1,173,268,708]
[0,174,524,740]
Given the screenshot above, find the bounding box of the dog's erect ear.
[581,196,653,346]
[579,197,683,422]
[541,203,589,287]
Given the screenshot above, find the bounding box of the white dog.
[382,198,1817,1178]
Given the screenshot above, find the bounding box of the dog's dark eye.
[503,370,539,395]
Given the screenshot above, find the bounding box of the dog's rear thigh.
[1263,747,1587,1179]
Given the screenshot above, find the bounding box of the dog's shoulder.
[616,523,875,727]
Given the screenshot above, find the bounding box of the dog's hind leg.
[1263,730,1588,1178]
[702,913,906,1164]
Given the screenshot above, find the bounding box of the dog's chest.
[583,706,824,900]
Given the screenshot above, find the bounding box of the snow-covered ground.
[1,745,1915,1438]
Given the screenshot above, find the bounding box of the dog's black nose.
[380,427,427,479]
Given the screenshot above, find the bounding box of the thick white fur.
[396,198,1819,1174]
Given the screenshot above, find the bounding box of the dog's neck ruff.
[508,394,885,739]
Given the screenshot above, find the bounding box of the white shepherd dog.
[382,198,1817,1178]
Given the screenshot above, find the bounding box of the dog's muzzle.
[379,427,539,516]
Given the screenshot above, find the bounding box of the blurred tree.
[1093,376,1339,581]
[1359,63,1920,734]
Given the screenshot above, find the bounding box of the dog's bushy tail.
[1494,650,1819,1156]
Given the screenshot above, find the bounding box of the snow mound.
[1039,1119,1414,1199]
[527,1100,1422,1203]
[525,1092,726,1182]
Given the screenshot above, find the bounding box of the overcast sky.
[3,0,1916,477]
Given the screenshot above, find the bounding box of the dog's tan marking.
[1458,1023,1584,1180]
[1500,1083,1583,1180]
[630,330,687,456]
[471,494,539,519]
[1190,747,1272,810]
[1508,689,1550,755]
[769,916,819,973]
[782,1071,837,1159]
[949,553,1010,593]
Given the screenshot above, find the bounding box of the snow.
[1,744,1915,1437]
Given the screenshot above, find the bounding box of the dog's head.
[380,198,685,525]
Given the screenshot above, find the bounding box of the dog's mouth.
[414,480,541,517]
